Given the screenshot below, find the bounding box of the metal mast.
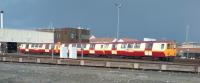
[114,3,122,40]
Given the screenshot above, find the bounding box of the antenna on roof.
[48,22,54,32]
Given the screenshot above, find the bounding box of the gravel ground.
[0,62,199,83]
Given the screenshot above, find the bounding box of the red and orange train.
[19,40,177,60]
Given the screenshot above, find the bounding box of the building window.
[71,33,75,39]
[55,33,60,39]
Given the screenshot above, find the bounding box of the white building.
[0,28,54,43]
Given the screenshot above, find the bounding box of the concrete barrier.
[105,62,111,67]
[84,61,106,67]
[160,64,167,70]
[80,60,85,66]
[0,56,199,73]
[133,63,139,69]
[139,63,160,70]
[109,62,133,68]
[57,59,61,64]
[166,65,196,72]
[19,58,23,62]
[2,57,6,61]
[197,66,200,73]
[36,58,40,63]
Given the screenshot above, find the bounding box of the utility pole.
[0,11,4,29]
[49,22,54,60]
[185,25,190,59]
[185,25,190,44]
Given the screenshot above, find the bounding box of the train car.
[151,41,176,60]
[104,43,114,55]
[116,43,127,56]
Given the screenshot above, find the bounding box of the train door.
[89,44,95,54]
[116,43,127,56]
[145,42,153,56]
[82,43,89,55]
[44,44,50,53]
[104,44,112,55]
[127,43,134,56]
[111,44,117,55]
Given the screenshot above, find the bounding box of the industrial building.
[0,27,90,53]
[37,27,90,43]
[0,28,54,53]
[177,42,200,59]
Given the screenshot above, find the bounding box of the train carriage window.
[161,44,165,49]
[25,44,29,49]
[31,44,34,48]
[34,44,38,48]
[134,43,141,49]
[90,44,95,48]
[121,44,127,49]
[77,44,81,48]
[128,44,133,48]
[72,44,77,47]
[145,43,153,49]
[45,44,49,49]
[65,44,69,47]
[82,44,86,48]
[101,45,104,49]
[39,44,42,48]
[104,44,109,49]
[112,44,116,48]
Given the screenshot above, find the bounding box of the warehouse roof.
[0,28,54,43]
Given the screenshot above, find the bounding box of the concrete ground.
[0,62,199,83]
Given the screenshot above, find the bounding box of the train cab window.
[167,44,170,49]
[161,44,165,49]
[128,44,133,48]
[134,43,141,49]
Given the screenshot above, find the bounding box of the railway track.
[1,53,200,65]
[0,53,200,73]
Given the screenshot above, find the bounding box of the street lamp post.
[114,3,121,40]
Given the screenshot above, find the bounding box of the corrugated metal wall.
[0,28,54,43]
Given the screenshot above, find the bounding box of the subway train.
[19,40,176,60]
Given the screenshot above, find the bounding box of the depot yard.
[0,62,199,83]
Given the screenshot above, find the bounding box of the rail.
[0,54,200,73]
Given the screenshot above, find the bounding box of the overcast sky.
[0,0,200,42]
